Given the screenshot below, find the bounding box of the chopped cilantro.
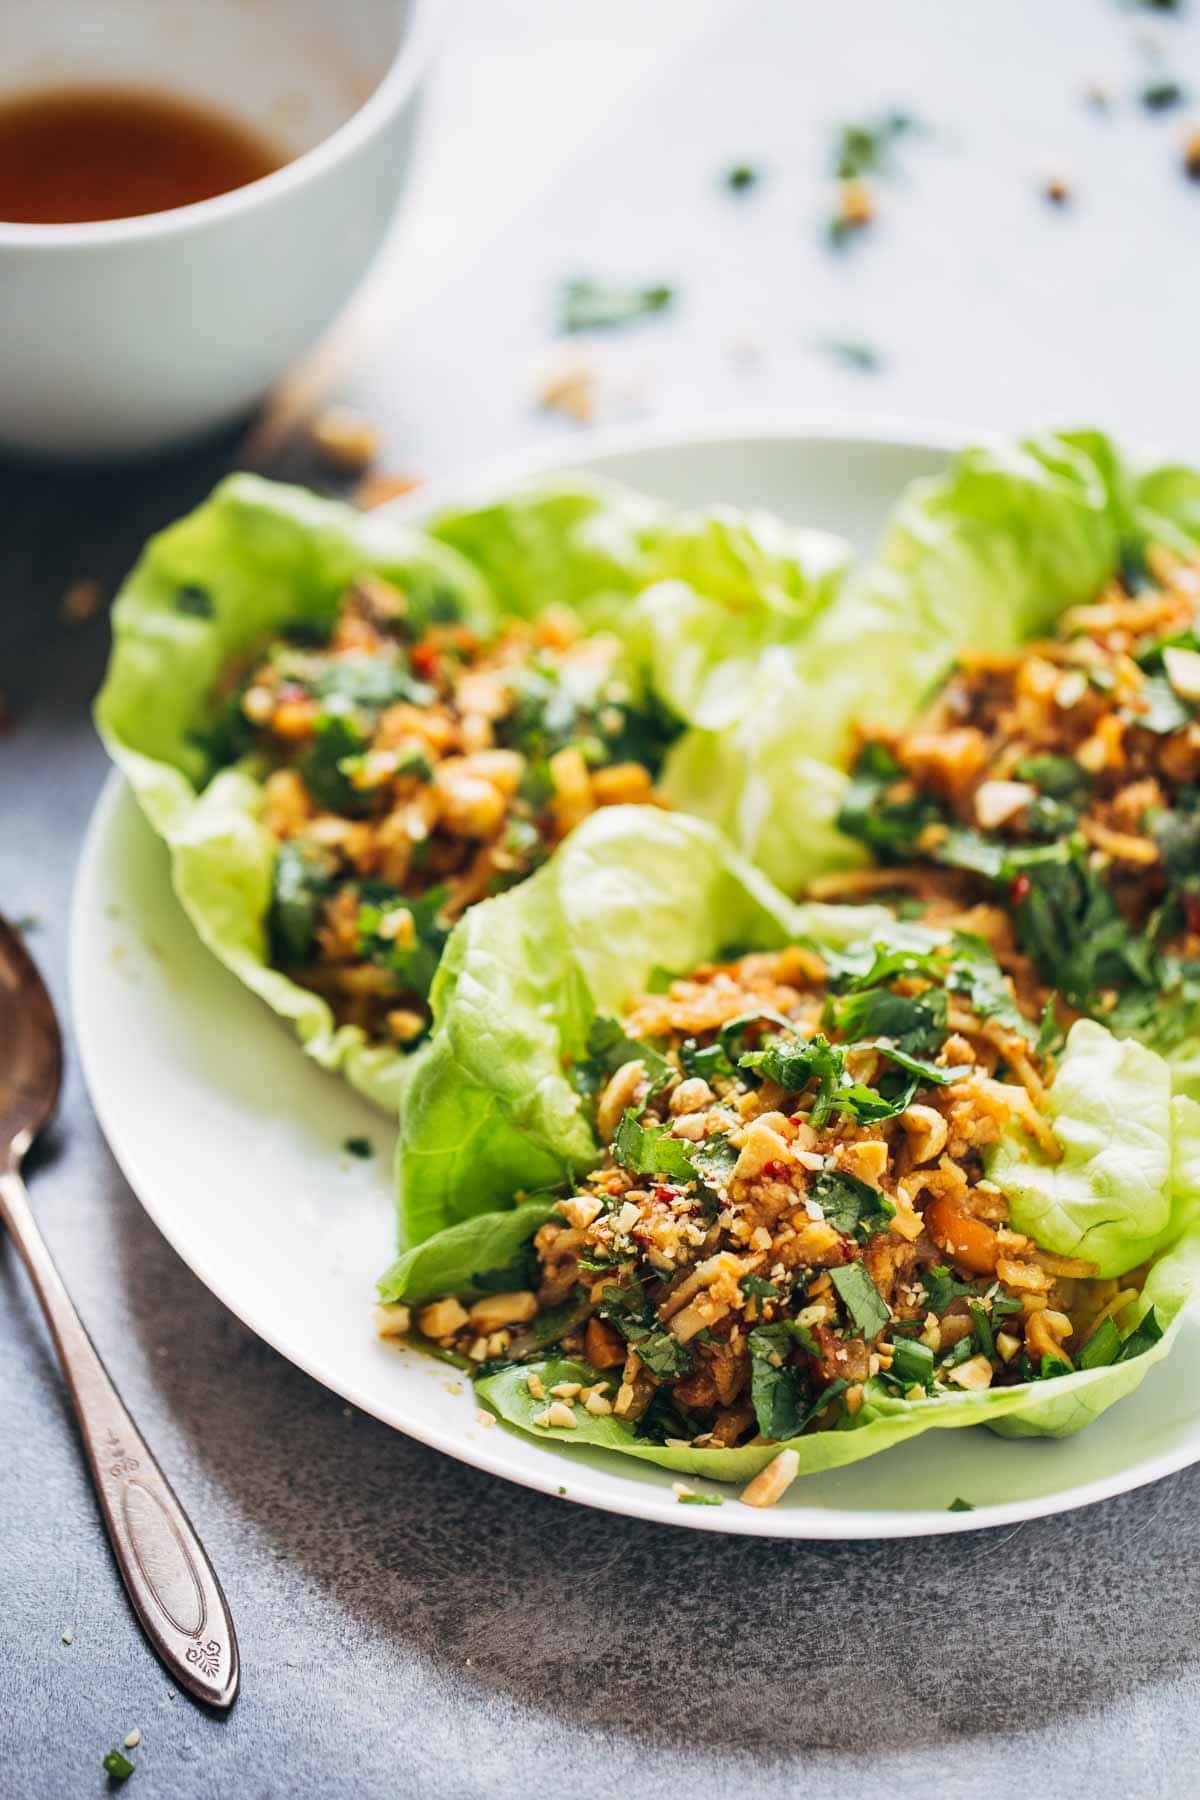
[679,1037,736,1083]
[687,1133,738,1194]
[826,981,947,1055]
[922,1265,977,1313]
[748,1325,811,1437]
[809,1168,883,1236]
[948,1497,975,1513]
[300,709,370,813]
[612,1111,697,1184]
[572,1015,671,1101]
[356,884,450,1002]
[833,110,917,179]
[741,1274,781,1301]
[269,841,336,965]
[561,278,674,333]
[968,1298,994,1359]
[724,163,760,193]
[103,1749,135,1781]
[829,1261,890,1337]
[677,1489,724,1505]
[816,336,883,373]
[1141,79,1186,111]
[947,932,1036,1044]
[891,1335,935,1388]
[343,1136,373,1159]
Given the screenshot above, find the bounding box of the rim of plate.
[71,411,1200,1538]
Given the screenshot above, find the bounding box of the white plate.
[72,417,1200,1537]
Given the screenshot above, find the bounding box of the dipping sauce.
[0,85,285,224]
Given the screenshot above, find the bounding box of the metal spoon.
[0,915,238,1708]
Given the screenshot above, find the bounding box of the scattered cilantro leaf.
[816,336,883,373]
[343,1136,373,1159]
[948,1497,975,1513]
[103,1750,135,1781]
[561,278,674,333]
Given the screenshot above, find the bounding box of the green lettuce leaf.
[96,473,497,1112]
[432,479,850,731]
[429,478,662,618]
[395,806,852,1247]
[378,1199,558,1305]
[989,1020,1180,1277]
[665,431,1130,890]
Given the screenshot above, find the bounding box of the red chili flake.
[654,1183,676,1203]
[1010,874,1032,905]
[411,644,440,679]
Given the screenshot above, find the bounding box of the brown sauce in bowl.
[0,85,285,224]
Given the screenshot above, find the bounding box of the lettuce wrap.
[664,430,1200,1094]
[663,431,1200,885]
[97,473,849,1112]
[382,807,1200,1482]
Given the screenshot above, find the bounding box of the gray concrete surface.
[5,5,1200,1793]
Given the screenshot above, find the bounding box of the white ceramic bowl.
[0,0,437,457]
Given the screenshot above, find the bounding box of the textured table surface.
[5,4,1200,1794]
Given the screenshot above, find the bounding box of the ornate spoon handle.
[0,1165,239,1707]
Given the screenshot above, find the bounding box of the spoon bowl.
[0,918,62,1163]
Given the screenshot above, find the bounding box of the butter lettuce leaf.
[395,806,839,1248]
[96,474,498,1112]
[432,479,850,731]
[990,1020,1179,1277]
[665,431,1130,890]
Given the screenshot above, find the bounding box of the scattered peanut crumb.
[535,353,596,423]
[60,578,102,624]
[309,407,380,472]
[123,1730,141,1750]
[1044,174,1071,206]
[1185,127,1200,181]
[355,471,423,510]
[837,177,874,231]
[61,1630,74,1645]
[475,1409,496,1428]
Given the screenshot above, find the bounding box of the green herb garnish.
[561,278,674,333]
[612,1111,697,1184]
[829,1261,890,1337]
[103,1749,135,1781]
